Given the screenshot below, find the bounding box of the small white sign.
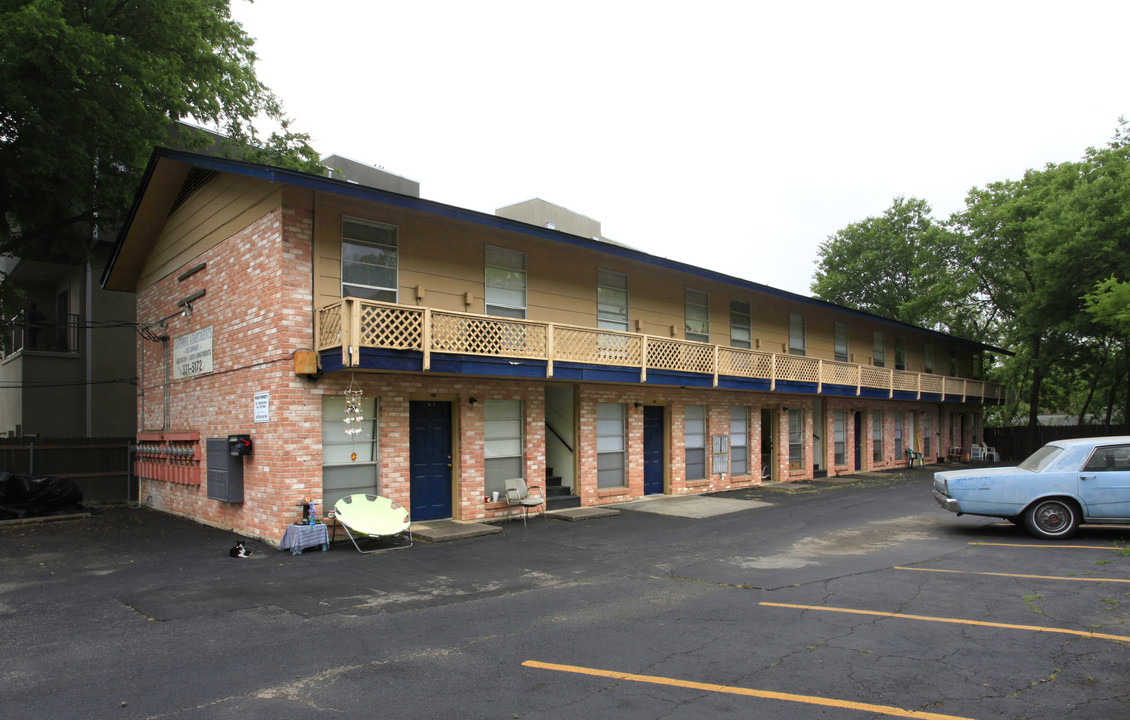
[172,326,213,380]
[254,391,270,423]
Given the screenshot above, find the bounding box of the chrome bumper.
[933,489,961,514]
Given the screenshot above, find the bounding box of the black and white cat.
[229,540,253,558]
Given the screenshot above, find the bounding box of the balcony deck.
[315,299,1005,405]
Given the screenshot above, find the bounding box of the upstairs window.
[485,246,527,318]
[834,322,849,362]
[873,331,885,368]
[342,218,398,302]
[730,300,751,349]
[789,312,806,356]
[894,337,906,371]
[923,342,934,374]
[949,347,959,376]
[685,289,710,343]
[596,269,629,332]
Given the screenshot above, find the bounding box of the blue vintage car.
[934,436,1130,539]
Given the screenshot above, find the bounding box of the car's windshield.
[1018,445,1063,472]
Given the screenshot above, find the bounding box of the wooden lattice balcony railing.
[316,299,1006,402]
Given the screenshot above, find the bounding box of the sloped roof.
[102,147,1011,356]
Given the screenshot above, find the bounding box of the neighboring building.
[101,148,1007,544]
[0,236,137,439]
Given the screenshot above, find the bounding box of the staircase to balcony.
[545,467,580,511]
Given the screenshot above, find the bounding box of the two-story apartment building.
[101,148,1006,545]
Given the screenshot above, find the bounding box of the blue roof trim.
[107,147,1009,356]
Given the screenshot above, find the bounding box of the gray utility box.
[206,437,244,503]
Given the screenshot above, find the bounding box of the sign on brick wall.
[173,326,214,380]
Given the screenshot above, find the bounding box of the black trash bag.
[0,471,84,520]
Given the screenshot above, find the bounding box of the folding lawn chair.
[333,494,413,553]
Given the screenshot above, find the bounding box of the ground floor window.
[597,403,626,488]
[730,407,748,475]
[923,414,932,457]
[484,400,523,497]
[894,412,904,459]
[322,395,379,511]
[833,409,846,466]
[873,411,883,464]
[788,408,804,471]
[685,405,707,479]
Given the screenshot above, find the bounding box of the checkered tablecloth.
[280,523,329,555]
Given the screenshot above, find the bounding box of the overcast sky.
[230,0,1128,297]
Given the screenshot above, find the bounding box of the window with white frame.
[789,312,806,356]
[685,289,710,343]
[873,411,883,463]
[894,337,906,371]
[834,322,849,362]
[321,395,379,511]
[685,405,707,479]
[597,269,629,331]
[923,414,932,457]
[923,342,934,374]
[873,331,885,367]
[484,400,523,497]
[342,218,398,302]
[485,245,527,318]
[730,407,749,475]
[788,408,804,471]
[596,403,626,488]
[833,409,846,466]
[894,412,904,459]
[730,300,751,349]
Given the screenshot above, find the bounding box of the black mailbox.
[228,434,252,456]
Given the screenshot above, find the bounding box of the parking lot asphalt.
[2,465,1129,719]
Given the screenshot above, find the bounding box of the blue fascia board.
[859,387,890,400]
[775,379,819,395]
[553,362,641,383]
[717,376,773,392]
[892,390,919,401]
[429,354,548,378]
[819,383,857,398]
[644,369,713,388]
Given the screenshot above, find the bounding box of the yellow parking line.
[522,660,976,720]
[760,602,1130,643]
[973,542,1125,550]
[895,566,1130,583]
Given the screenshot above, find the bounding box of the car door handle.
[1080,474,1096,480]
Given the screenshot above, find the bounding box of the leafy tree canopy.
[0,0,322,272]
[810,196,972,331]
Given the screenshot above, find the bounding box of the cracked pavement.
[1,467,1128,719]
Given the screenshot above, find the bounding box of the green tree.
[0,0,321,315]
[811,196,974,332]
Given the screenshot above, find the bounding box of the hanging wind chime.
[343,375,364,462]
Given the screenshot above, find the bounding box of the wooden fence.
[0,437,134,504]
[984,425,1130,462]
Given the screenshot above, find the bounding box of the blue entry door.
[410,401,453,520]
[643,406,664,495]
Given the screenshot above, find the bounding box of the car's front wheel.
[1024,498,1080,540]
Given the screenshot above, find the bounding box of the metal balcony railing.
[316,299,1006,402]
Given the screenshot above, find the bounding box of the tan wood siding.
[139,174,283,289]
[310,190,979,374]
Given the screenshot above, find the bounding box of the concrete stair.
[544,467,580,511]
